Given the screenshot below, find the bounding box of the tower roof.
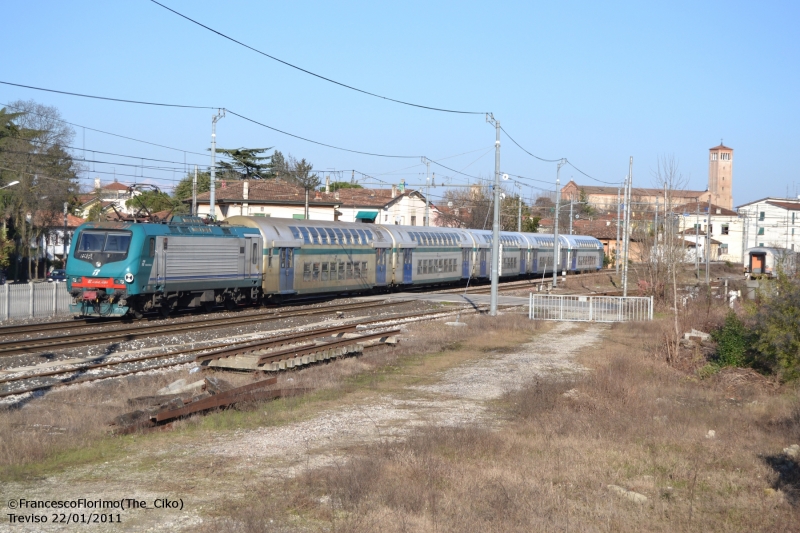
[709,144,733,151]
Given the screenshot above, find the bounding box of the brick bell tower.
[708,142,733,209]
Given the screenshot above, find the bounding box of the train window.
[287,248,293,268]
[313,263,320,281]
[356,229,367,244]
[252,243,258,264]
[268,248,273,268]
[353,262,360,278]
[148,238,155,257]
[307,227,319,244]
[417,260,421,274]
[321,262,328,281]
[299,227,311,244]
[365,230,374,242]
[410,232,417,242]
[280,249,286,269]
[290,226,301,240]
[330,262,337,278]
[346,262,354,279]
[325,228,336,243]
[338,262,345,280]
[303,262,311,281]
[361,262,368,278]
[333,228,344,244]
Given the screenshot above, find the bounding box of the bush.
[749,273,800,380]
[711,311,750,367]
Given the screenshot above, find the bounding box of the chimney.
[325,175,330,194]
[391,184,397,198]
[243,180,249,201]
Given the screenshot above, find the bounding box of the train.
[65,215,605,317]
[744,246,797,278]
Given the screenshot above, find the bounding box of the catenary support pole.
[210,109,225,221]
[569,197,574,235]
[487,114,501,316]
[518,192,522,232]
[706,196,711,283]
[553,159,566,288]
[615,186,621,275]
[192,165,198,216]
[623,157,633,297]
[695,201,700,277]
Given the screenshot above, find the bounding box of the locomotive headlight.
[124,273,134,283]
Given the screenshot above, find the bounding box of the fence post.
[649,296,653,320]
[3,283,8,321]
[28,282,34,318]
[589,297,593,321]
[560,296,564,321]
[528,292,532,320]
[52,282,57,317]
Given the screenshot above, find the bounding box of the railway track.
[0,304,490,399]
[0,299,408,358]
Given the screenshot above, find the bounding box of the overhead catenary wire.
[149,0,486,116]
[0,101,211,158]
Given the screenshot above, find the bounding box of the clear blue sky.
[2,0,798,207]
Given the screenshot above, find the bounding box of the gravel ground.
[0,320,606,532]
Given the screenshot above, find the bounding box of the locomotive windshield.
[77,230,132,254]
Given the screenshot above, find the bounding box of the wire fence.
[528,294,653,322]
[1,283,72,322]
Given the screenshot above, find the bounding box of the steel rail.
[0,300,400,357]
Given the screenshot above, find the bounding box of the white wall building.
[737,197,800,252]
[673,201,744,263]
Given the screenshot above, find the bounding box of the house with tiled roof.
[192,179,443,226]
[31,211,86,264]
[560,180,711,212]
[672,200,743,262]
[76,179,140,218]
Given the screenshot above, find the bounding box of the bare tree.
[651,154,690,362]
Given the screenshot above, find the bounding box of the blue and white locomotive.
[66,215,604,317]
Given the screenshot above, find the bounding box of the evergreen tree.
[214,147,272,180]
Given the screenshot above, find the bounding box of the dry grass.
[0,311,542,480]
[219,316,800,532]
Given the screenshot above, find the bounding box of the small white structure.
[737,197,800,254]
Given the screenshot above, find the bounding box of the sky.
[2,0,798,208]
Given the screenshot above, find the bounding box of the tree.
[321,181,363,191]
[214,147,272,180]
[749,272,800,380]
[173,170,212,201]
[0,102,79,280]
[286,156,320,190]
[269,150,288,179]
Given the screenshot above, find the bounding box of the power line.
[1,80,423,159]
[149,0,486,116]
[0,80,215,110]
[225,109,419,159]
[499,124,618,185]
[1,101,210,158]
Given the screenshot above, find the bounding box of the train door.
[479,249,487,277]
[402,248,413,284]
[376,248,387,285]
[520,249,526,274]
[751,253,764,274]
[156,236,168,290]
[279,248,295,292]
[571,249,578,271]
[462,248,470,278]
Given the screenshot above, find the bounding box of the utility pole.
[486,113,501,316]
[695,201,700,277]
[622,157,633,297]
[421,157,431,227]
[654,195,659,252]
[192,165,198,216]
[209,109,225,221]
[615,185,621,275]
[741,211,748,264]
[517,186,522,232]
[569,197,574,235]
[706,196,711,284]
[553,159,567,288]
[63,202,68,268]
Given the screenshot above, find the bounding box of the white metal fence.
[1,283,72,322]
[528,294,653,322]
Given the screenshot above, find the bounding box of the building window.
[793,213,796,225]
[721,224,729,235]
[721,153,730,161]
[759,243,764,247]
[411,216,416,226]
[758,228,764,235]
[711,153,717,161]
[709,224,713,235]
[720,244,728,254]
[759,212,765,221]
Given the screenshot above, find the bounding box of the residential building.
[76,179,141,218]
[672,200,743,262]
[31,211,86,264]
[737,197,800,252]
[192,179,442,225]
